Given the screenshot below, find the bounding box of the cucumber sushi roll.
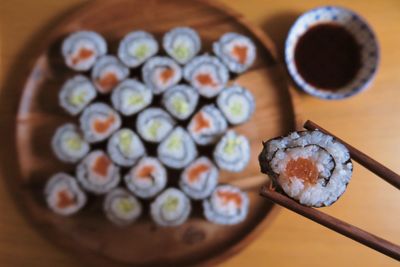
[142,56,182,95]
[107,128,146,167]
[59,75,97,115]
[76,150,120,194]
[217,85,255,125]
[183,55,229,98]
[214,130,250,172]
[150,188,191,227]
[103,188,142,226]
[203,185,249,225]
[91,55,129,94]
[118,31,159,68]
[179,157,219,200]
[187,104,227,145]
[52,123,90,163]
[162,84,199,120]
[62,31,107,71]
[111,79,153,116]
[136,108,176,143]
[213,32,256,73]
[124,157,167,199]
[157,127,197,169]
[45,173,87,216]
[163,27,201,64]
[80,103,121,143]
[259,130,353,207]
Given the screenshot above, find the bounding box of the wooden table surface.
[0,0,399,266]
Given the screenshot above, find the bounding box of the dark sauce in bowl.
[294,23,361,90]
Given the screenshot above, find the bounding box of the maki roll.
[162,84,199,120]
[103,188,142,226]
[203,185,249,225]
[183,55,229,98]
[62,31,107,71]
[179,157,219,200]
[76,150,120,194]
[258,130,353,207]
[52,123,90,163]
[107,128,146,167]
[142,56,182,95]
[80,103,121,143]
[214,130,250,172]
[163,27,201,64]
[124,157,167,199]
[150,188,191,227]
[111,79,153,116]
[187,104,227,145]
[157,127,197,169]
[217,85,255,125]
[91,55,129,94]
[118,31,159,68]
[213,32,256,73]
[59,75,97,115]
[45,173,87,216]
[136,108,176,143]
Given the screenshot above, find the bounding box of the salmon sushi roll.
[124,157,167,199]
[162,84,199,120]
[179,157,219,200]
[142,56,182,95]
[80,103,121,143]
[203,185,249,225]
[76,150,120,194]
[163,27,201,64]
[59,75,97,116]
[62,31,107,71]
[213,32,256,73]
[258,130,353,207]
[150,188,191,227]
[118,31,159,68]
[45,173,87,216]
[103,188,142,226]
[136,108,176,143]
[91,55,129,94]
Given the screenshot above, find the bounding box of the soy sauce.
[294,23,361,90]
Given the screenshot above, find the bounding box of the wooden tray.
[11,0,297,266]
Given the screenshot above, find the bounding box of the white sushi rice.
[162,84,199,120]
[136,108,176,143]
[163,27,201,64]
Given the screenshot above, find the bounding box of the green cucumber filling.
[171,96,189,115]
[163,196,179,212]
[118,130,133,155]
[69,89,87,107]
[117,198,135,214]
[66,135,83,151]
[223,137,242,155]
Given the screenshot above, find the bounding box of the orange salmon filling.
[187,163,209,183]
[137,165,155,179]
[56,189,76,208]
[71,47,94,65]
[92,155,111,177]
[196,73,218,87]
[285,157,319,184]
[193,112,211,133]
[217,191,242,206]
[97,72,118,92]
[93,114,116,134]
[160,68,174,84]
[232,45,248,65]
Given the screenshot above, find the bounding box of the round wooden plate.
[13,0,297,266]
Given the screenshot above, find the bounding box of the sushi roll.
[124,157,167,199]
[142,56,182,95]
[118,31,159,68]
[136,108,176,143]
[111,79,153,116]
[103,188,142,226]
[59,75,97,115]
[183,55,229,98]
[213,32,256,73]
[91,55,129,94]
[214,130,250,172]
[187,104,228,145]
[45,173,87,216]
[80,103,121,143]
[107,128,146,167]
[163,27,201,64]
[157,127,197,169]
[203,185,249,225]
[150,188,191,227]
[162,84,199,120]
[258,130,353,207]
[62,31,107,71]
[52,123,90,163]
[217,85,255,125]
[76,150,120,194]
[179,157,219,200]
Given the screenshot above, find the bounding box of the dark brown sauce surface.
[294,23,361,90]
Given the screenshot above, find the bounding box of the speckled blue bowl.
[285,6,379,100]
